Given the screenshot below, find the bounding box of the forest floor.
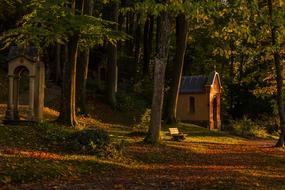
[0,83,285,189]
[0,103,285,189]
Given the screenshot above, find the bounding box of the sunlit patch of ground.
[1,104,285,189]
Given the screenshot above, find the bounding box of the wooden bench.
[168,128,185,141]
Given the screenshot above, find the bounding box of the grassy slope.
[0,118,285,189]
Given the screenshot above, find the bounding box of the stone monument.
[5,46,45,123]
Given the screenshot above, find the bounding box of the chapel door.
[213,97,218,129]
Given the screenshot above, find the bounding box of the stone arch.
[8,57,35,77]
[5,48,45,124]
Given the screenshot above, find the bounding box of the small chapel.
[177,71,222,130]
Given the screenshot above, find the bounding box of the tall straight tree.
[106,0,119,107]
[165,13,188,124]
[58,0,80,126]
[145,0,171,144]
[143,15,154,74]
[267,0,285,147]
[76,0,94,115]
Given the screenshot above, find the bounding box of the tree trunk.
[165,13,188,124]
[127,12,135,53]
[134,13,142,66]
[268,0,285,147]
[76,49,90,115]
[229,41,235,119]
[144,8,171,144]
[57,0,80,126]
[143,15,154,75]
[55,44,62,84]
[58,34,79,126]
[273,51,285,147]
[76,0,94,115]
[106,1,119,107]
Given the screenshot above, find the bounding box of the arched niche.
[5,47,45,123]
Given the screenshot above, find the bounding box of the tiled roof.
[180,75,207,93]
[180,72,220,93]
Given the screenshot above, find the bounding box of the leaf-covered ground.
[0,104,285,189]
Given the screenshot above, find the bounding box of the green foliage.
[116,81,149,112]
[66,129,115,157]
[0,0,129,49]
[228,116,268,138]
[133,76,153,103]
[116,90,137,112]
[35,122,123,158]
[133,108,151,133]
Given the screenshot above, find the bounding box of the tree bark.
[229,41,235,119]
[58,34,79,126]
[57,0,80,126]
[76,0,94,115]
[143,15,154,75]
[106,1,119,107]
[165,13,188,124]
[144,7,171,144]
[55,44,62,84]
[134,13,142,66]
[268,0,285,147]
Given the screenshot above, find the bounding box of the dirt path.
[4,138,285,190]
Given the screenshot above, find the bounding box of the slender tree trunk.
[273,51,285,147]
[76,0,94,115]
[236,53,244,111]
[165,14,188,124]
[55,44,62,84]
[144,6,171,144]
[268,0,285,147]
[229,41,235,119]
[143,15,154,75]
[76,50,90,115]
[126,12,135,53]
[134,13,142,65]
[106,1,119,107]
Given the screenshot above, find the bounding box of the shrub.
[35,122,70,145]
[35,123,124,158]
[229,116,268,138]
[255,114,279,136]
[133,76,153,103]
[116,83,148,112]
[116,90,136,111]
[66,129,111,156]
[132,109,151,133]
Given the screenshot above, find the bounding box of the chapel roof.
[180,71,221,93]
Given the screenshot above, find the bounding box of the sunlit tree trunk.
[58,34,79,126]
[58,0,80,126]
[76,0,94,115]
[268,0,285,147]
[145,3,171,144]
[165,13,188,124]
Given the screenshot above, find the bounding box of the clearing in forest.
[0,114,285,190]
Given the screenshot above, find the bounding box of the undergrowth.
[228,116,270,138]
[0,122,128,185]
